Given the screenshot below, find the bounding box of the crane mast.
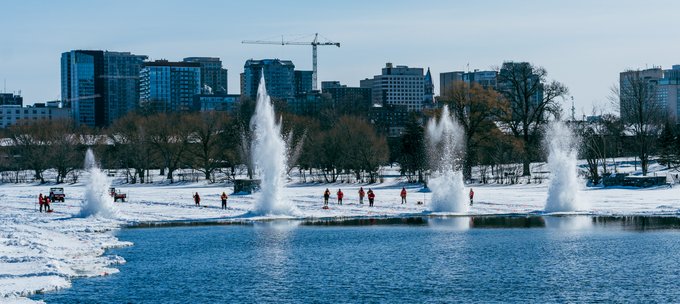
[242,33,340,90]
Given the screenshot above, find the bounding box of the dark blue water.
[33,216,680,303]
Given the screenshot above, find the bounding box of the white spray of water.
[78,148,116,218]
[544,121,587,212]
[426,105,469,213]
[250,74,295,215]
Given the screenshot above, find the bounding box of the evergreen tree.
[399,114,427,182]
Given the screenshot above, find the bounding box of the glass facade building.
[139,60,201,113]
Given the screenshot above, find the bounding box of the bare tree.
[497,62,568,177]
[186,111,230,182]
[613,70,665,175]
[440,81,507,180]
[147,113,192,183]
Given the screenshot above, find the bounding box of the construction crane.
[242,33,340,90]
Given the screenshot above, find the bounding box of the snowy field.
[2,163,680,302]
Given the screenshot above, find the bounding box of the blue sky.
[2,0,679,115]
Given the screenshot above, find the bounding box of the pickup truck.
[49,187,65,202]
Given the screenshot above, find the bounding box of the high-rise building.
[619,67,663,122]
[439,71,464,96]
[183,57,228,94]
[62,50,146,127]
[61,50,105,127]
[321,81,344,90]
[103,52,147,125]
[294,70,314,95]
[0,93,23,107]
[659,65,680,123]
[370,63,425,112]
[440,69,498,96]
[139,60,201,113]
[241,59,295,103]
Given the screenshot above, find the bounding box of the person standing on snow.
[38,193,44,212]
[220,192,228,209]
[323,188,331,206]
[358,187,365,204]
[44,196,51,212]
[193,192,201,206]
[337,189,344,205]
[400,187,407,204]
[469,188,474,206]
[367,189,375,207]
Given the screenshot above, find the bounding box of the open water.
[33,216,680,303]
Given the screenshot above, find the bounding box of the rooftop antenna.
[570,96,575,121]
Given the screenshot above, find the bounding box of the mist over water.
[426,105,468,213]
[78,148,116,218]
[250,75,295,215]
[544,121,587,212]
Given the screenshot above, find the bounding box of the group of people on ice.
[322,187,379,208]
[322,186,475,208]
[192,192,230,209]
[37,193,52,213]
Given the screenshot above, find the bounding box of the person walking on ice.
[337,189,344,205]
[323,188,331,206]
[400,187,407,204]
[367,188,375,207]
[193,192,201,206]
[358,187,365,204]
[220,192,228,209]
[469,188,474,206]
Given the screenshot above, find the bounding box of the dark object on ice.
[322,205,329,210]
[109,187,127,202]
[233,179,261,194]
[49,187,65,202]
[193,192,201,206]
[603,173,667,188]
[416,201,423,205]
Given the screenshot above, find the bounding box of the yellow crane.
[242,33,340,90]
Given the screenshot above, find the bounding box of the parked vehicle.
[49,187,65,202]
[109,187,127,202]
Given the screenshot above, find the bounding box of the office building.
[0,93,23,107]
[183,57,228,94]
[0,104,70,128]
[241,59,295,103]
[322,81,372,116]
[139,60,201,112]
[439,69,497,96]
[618,67,663,122]
[61,50,146,127]
[294,70,313,95]
[370,63,425,112]
[193,94,240,112]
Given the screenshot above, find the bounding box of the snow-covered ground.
[2,163,680,302]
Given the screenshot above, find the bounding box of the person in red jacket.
[337,189,344,205]
[469,188,474,206]
[38,193,44,212]
[220,192,228,209]
[44,196,51,212]
[400,187,407,204]
[358,187,365,204]
[367,189,375,207]
[193,192,201,206]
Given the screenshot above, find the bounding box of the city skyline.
[2,0,680,116]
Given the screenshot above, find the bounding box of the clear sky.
[1,0,679,115]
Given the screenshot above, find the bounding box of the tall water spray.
[544,121,587,212]
[426,105,469,213]
[250,74,294,215]
[78,148,116,218]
